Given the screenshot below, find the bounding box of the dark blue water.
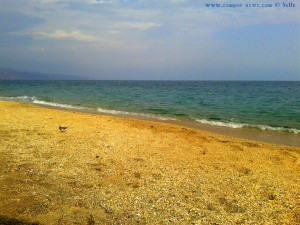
[0,80,299,134]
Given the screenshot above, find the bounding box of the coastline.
[8,97,300,148]
[172,120,300,148]
[0,100,299,224]
[1,96,299,148]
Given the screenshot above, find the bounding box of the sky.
[0,0,299,80]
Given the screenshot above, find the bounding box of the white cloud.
[29,0,114,5]
[29,0,69,3]
[33,29,99,42]
[87,0,113,4]
[112,22,161,31]
[169,0,187,4]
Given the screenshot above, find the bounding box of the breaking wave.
[194,118,300,134]
[0,95,177,121]
[0,95,85,110]
[97,107,177,121]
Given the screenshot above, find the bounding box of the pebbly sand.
[0,100,299,224]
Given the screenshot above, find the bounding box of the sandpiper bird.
[59,125,67,132]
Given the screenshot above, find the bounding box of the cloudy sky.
[0,0,299,80]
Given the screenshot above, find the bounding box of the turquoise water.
[0,80,299,134]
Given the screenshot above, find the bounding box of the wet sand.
[0,100,299,224]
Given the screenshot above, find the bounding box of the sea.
[0,80,299,146]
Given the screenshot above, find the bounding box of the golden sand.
[0,100,299,224]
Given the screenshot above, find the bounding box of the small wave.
[0,95,85,110]
[194,119,300,134]
[97,107,177,121]
[254,125,300,134]
[1,95,176,121]
[195,119,244,129]
[16,95,38,101]
[32,99,85,110]
[0,95,37,102]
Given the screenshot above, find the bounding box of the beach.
[0,100,299,224]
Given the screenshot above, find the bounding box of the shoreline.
[5,99,300,147]
[173,120,300,148]
[1,100,299,224]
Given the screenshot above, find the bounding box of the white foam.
[195,119,245,129]
[32,99,85,110]
[97,107,177,121]
[194,118,300,134]
[255,125,300,134]
[17,95,37,101]
[0,95,85,110]
[0,95,37,102]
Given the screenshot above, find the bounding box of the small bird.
[59,125,67,132]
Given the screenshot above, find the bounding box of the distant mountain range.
[0,68,85,80]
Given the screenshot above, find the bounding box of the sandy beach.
[0,100,299,224]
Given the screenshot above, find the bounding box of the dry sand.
[0,100,299,225]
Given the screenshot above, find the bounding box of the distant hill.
[0,68,85,80]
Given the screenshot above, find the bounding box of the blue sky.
[0,0,299,80]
